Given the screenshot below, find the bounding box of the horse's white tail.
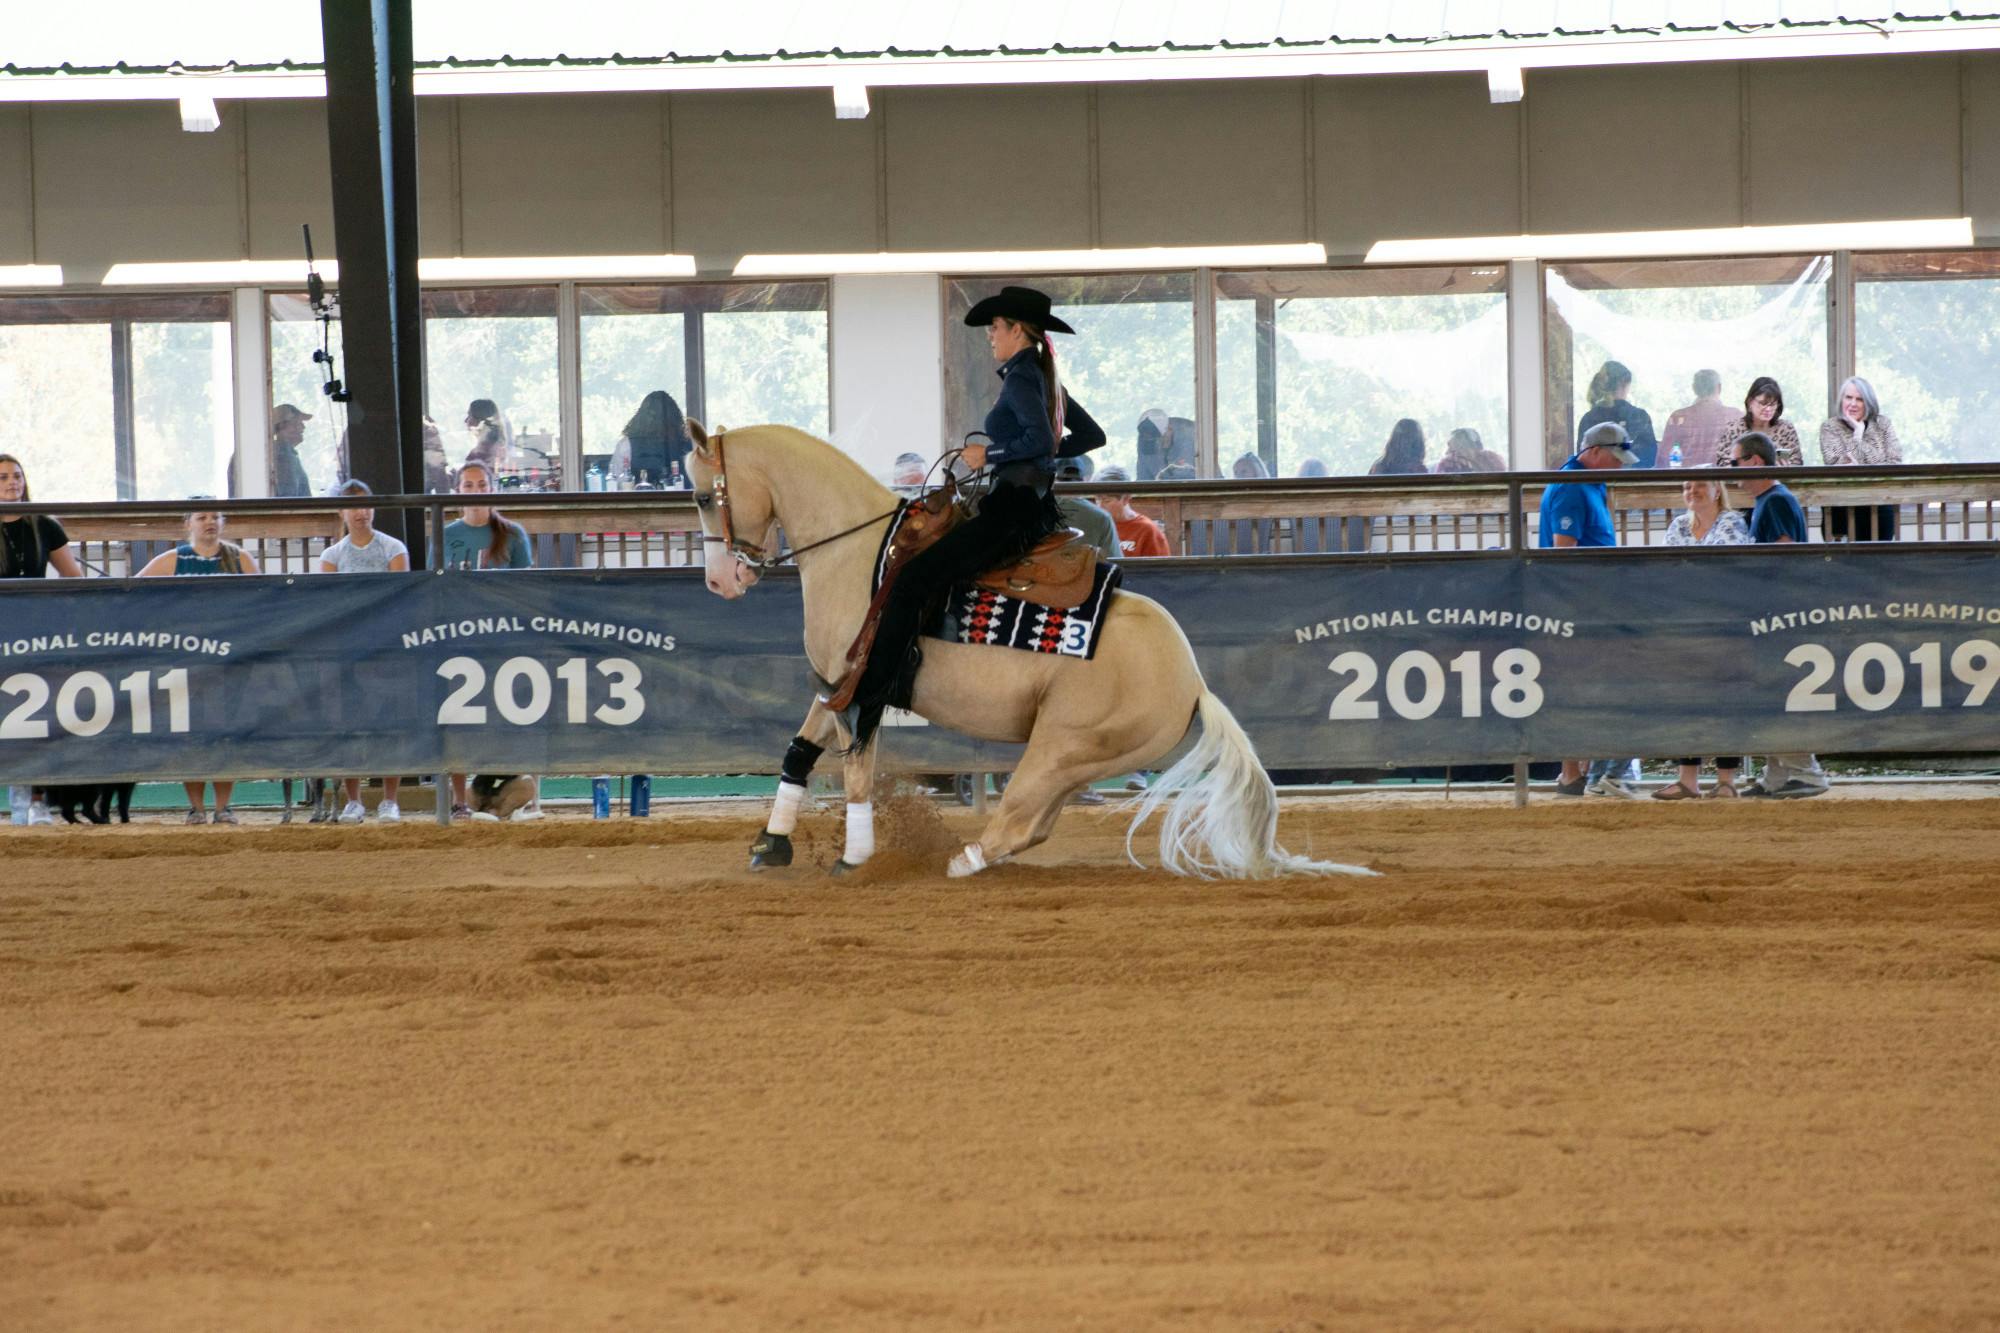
[1125,691,1377,879]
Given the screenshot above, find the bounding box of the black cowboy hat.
[962,285,1076,335]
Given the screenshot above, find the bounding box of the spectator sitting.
[138,504,260,824]
[1156,462,1198,481]
[1053,459,1119,560]
[1369,419,1428,475]
[1297,458,1330,478]
[1577,360,1659,468]
[1094,465,1170,557]
[1,452,84,828]
[464,419,509,476]
[1433,427,1505,474]
[611,389,690,488]
[1540,423,1639,798]
[1231,452,1270,479]
[1818,375,1902,542]
[422,417,451,494]
[1732,429,1829,800]
[1716,376,1804,469]
[890,451,929,490]
[441,463,539,821]
[317,479,410,824]
[442,461,532,570]
[1652,476,1752,801]
[1660,369,1740,469]
[1137,409,1195,481]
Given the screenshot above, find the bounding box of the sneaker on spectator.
[1586,777,1644,799]
[1072,788,1108,806]
[1766,779,1829,800]
[26,800,53,826]
[184,807,207,825]
[337,799,366,825]
[450,803,474,822]
[1123,773,1151,792]
[376,800,402,824]
[1553,777,1588,798]
[509,805,545,822]
[210,807,240,825]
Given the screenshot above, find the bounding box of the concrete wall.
[3,52,1995,276]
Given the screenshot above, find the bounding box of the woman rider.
[848,285,1105,745]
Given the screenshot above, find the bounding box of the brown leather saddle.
[824,490,1101,710]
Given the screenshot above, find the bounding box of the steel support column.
[319,0,425,558]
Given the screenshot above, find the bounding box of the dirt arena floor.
[3,787,1997,1331]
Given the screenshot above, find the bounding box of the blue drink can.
[631,774,651,817]
[591,775,611,819]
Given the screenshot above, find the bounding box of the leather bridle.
[694,428,904,575]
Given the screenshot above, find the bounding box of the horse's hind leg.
[946,734,1158,878]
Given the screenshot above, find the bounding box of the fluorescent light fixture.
[179,94,220,132]
[737,243,1329,276]
[1487,66,1524,102]
[832,79,870,119]
[103,259,320,285]
[1366,217,1977,263]
[0,263,64,286]
[418,254,696,281]
[102,254,696,286]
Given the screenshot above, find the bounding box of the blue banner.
[2,550,1998,782]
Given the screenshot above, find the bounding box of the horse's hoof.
[946,843,988,878]
[748,832,793,870]
[830,859,866,877]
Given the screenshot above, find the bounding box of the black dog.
[47,783,136,825]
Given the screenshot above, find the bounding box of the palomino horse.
[685,422,1370,880]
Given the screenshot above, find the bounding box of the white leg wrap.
[947,842,987,878]
[843,802,874,864]
[767,781,806,835]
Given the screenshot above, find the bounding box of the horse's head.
[685,420,780,600]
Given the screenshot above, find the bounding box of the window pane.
[1544,256,1829,468]
[579,282,826,490]
[0,322,115,502]
[1856,250,2000,464]
[267,293,348,493]
[131,319,232,501]
[1217,266,1507,477]
[944,273,1194,480]
[423,286,561,490]
[0,294,229,502]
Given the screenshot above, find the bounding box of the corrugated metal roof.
[5,3,1997,77]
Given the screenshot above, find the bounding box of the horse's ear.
[685,418,711,460]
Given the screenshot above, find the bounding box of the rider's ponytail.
[1022,323,1065,448]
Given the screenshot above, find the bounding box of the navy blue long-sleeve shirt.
[983,347,1105,474]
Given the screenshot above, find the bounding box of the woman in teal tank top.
[139,507,260,823]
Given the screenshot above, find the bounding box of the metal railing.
[5,460,1997,578]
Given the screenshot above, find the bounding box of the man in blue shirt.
[1733,431,1828,798]
[1541,423,1642,797]
[1734,431,1809,544]
[1538,422,1635,549]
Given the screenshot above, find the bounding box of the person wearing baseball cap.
[269,402,315,497]
[1540,420,1639,797]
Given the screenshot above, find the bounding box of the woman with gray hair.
[1818,375,1902,541]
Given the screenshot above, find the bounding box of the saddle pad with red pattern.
[944,563,1120,660]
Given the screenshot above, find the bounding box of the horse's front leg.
[748,699,839,870]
